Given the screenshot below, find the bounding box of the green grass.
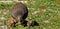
[0,0,60,29]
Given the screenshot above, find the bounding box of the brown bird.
[11,2,28,25]
[6,17,17,27]
[27,19,34,26]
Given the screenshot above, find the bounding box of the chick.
[6,17,17,27]
[27,19,34,26]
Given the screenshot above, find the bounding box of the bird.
[11,2,28,25]
[6,17,17,27]
[27,19,34,26]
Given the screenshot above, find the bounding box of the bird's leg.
[15,16,23,25]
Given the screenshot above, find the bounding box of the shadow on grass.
[22,20,39,27]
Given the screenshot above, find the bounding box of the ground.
[0,0,60,29]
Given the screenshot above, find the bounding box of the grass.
[0,0,60,29]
